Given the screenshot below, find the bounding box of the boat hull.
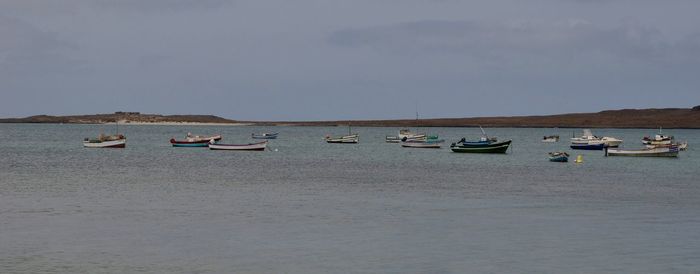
[607,147,679,157]
[325,134,359,144]
[83,139,126,148]
[170,138,213,147]
[548,152,569,162]
[208,141,267,151]
[401,140,444,148]
[326,139,359,144]
[171,142,209,147]
[549,156,568,162]
[570,143,607,150]
[450,140,511,153]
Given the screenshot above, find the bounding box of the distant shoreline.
[2,107,700,128]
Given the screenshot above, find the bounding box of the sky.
[1,0,699,121]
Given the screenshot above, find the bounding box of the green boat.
[450,140,512,153]
[450,126,512,153]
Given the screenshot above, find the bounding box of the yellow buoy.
[574,154,583,164]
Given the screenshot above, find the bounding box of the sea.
[1,124,699,273]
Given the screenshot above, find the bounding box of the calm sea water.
[1,124,699,273]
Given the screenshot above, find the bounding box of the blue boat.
[570,143,607,150]
[548,152,569,162]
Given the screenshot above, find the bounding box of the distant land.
[2,107,700,128]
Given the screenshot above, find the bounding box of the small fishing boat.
[600,136,624,147]
[451,139,511,153]
[571,129,622,147]
[170,133,222,147]
[400,139,445,148]
[170,138,211,147]
[570,142,607,150]
[325,134,359,144]
[542,135,559,143]
[184,133,222,142]
[83,134,126,148]
[208,140,268,151]
[645,141,688,151]
[401,134,440,142]
[606,146,679,157]
[548,152,569,162]
[326,125,358,144]
[252,132,278,139]
[83,122,126,148]
[398,129,426,140]
[642,135,674,145]
[385,136,401,143]
[450,127,511,153]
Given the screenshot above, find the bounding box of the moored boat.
[571,129,622,147]
[642,134,674,145]
[570,142,607,150]
[252,132,278,139]
[326,125,358,143]
[385,136,401,143]
[548,152,569,162]
[606,146,679,157]
[450,139,511,153]
[542,135,559,143]
[170,133,222,147]
[400,139,444,148]
[170,138,211,147]
[645,141,688,151]
[83,134,126,148]
[325,134,359,144]
[451,127,511,153]
[398,129,426,140]
[184,133,222,142]
[208,140,268,151]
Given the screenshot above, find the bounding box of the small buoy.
[274,149,278,152]
[574,155,583,164]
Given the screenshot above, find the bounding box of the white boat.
[571,129,622,147]
[185,133,222,142]
[326,125,359,143]
[642,134,674,145]
[600,136,623,147]
[325,134,359,144]
[208,141,267,151]
[83,122,126,148]
[83,137,126,148]
[606,146,679,157]
[399,129,426,140]
[646,141,688,151]
[385,136,401,143]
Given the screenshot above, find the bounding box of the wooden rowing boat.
[208,141,268,151]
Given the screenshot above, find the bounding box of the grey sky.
[1,0,699,120]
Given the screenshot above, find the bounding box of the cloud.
[0,15,79,75]
[328,19,679,67]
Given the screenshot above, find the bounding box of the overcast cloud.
[1,0,699,120]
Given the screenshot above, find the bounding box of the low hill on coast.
[249,107,700,129]
[2,107,700,128]
[0,112,238,125]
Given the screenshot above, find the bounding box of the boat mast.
[479,125,487,138]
